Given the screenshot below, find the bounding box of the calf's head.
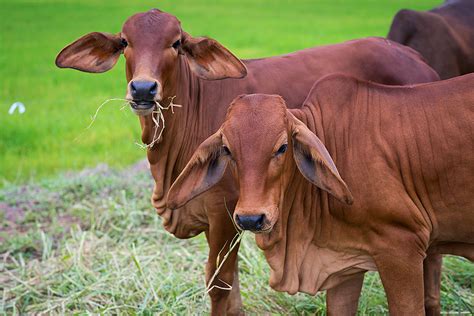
[56,9,247,116]
[167,94,353,233]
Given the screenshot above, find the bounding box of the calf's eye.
[172,39,181,49]
[120,38,128,47]
[275,144,288,156]
[222,145,231,156]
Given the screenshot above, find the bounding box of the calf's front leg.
[423,253,442,316]
[375,251,425,315]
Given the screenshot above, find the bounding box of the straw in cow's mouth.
[73,98,129,143]
[77,97,181,148]
[135,96,182,150]
[85,98,130,130]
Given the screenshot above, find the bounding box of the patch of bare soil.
[0,202,26,243]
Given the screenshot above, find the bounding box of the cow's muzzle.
[130,80,157,100]
[128,80,160,116]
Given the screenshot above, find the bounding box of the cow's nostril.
[235,214,265,231]
[130,81,137,94]
[150,81,157,96]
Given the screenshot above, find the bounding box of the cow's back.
[241,37,438,107]
[309,74,474,244]
[433,0,474,26]
[200,37,438,115]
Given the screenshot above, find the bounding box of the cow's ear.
[181,32,247,80]
[167,130,230,209]
[56,32,124,73]
[290,113,353,205]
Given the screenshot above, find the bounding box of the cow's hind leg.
[326,272,365,316]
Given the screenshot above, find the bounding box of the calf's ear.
[290,113,353,205]
[167,130,230,209]
[56,32,124,73]
[181,32,247,80]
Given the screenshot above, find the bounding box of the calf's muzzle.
[235,214,265,231]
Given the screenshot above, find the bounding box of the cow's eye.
[120,38,128,47]
[222,145,231,156]
[172,39,181,49]
[275,144,288,156]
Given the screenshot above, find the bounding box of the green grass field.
[2,0,473,314]
[1,0,440,185]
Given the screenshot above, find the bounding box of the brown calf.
[56,9,439,315]
[168,74,474,315]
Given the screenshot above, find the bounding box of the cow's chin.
[253,225,274,234]
[130,101,156,116]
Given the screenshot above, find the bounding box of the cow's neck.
[144,57,228,234]
[253,107,375,295]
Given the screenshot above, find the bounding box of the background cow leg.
[326,272,365,316]
[423,254,442,316]
[375,252,425,315]
[205,209,242,316]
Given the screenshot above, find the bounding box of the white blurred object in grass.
[8,102,26,114]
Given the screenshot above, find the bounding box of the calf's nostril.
[255,214,264,230]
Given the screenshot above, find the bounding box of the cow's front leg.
[205,214,242,316]
[375,251,425,315]
[326,272,365,316]
[227,260,243,315]
[423,253,442,316]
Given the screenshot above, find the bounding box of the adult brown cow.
[55,9,439,315]
[168,74,474,315]
[388,0,474,79]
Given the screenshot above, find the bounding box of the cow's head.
[56,9,247,116]
[167,94,353,233]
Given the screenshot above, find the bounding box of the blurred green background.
[0,0,440,185]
